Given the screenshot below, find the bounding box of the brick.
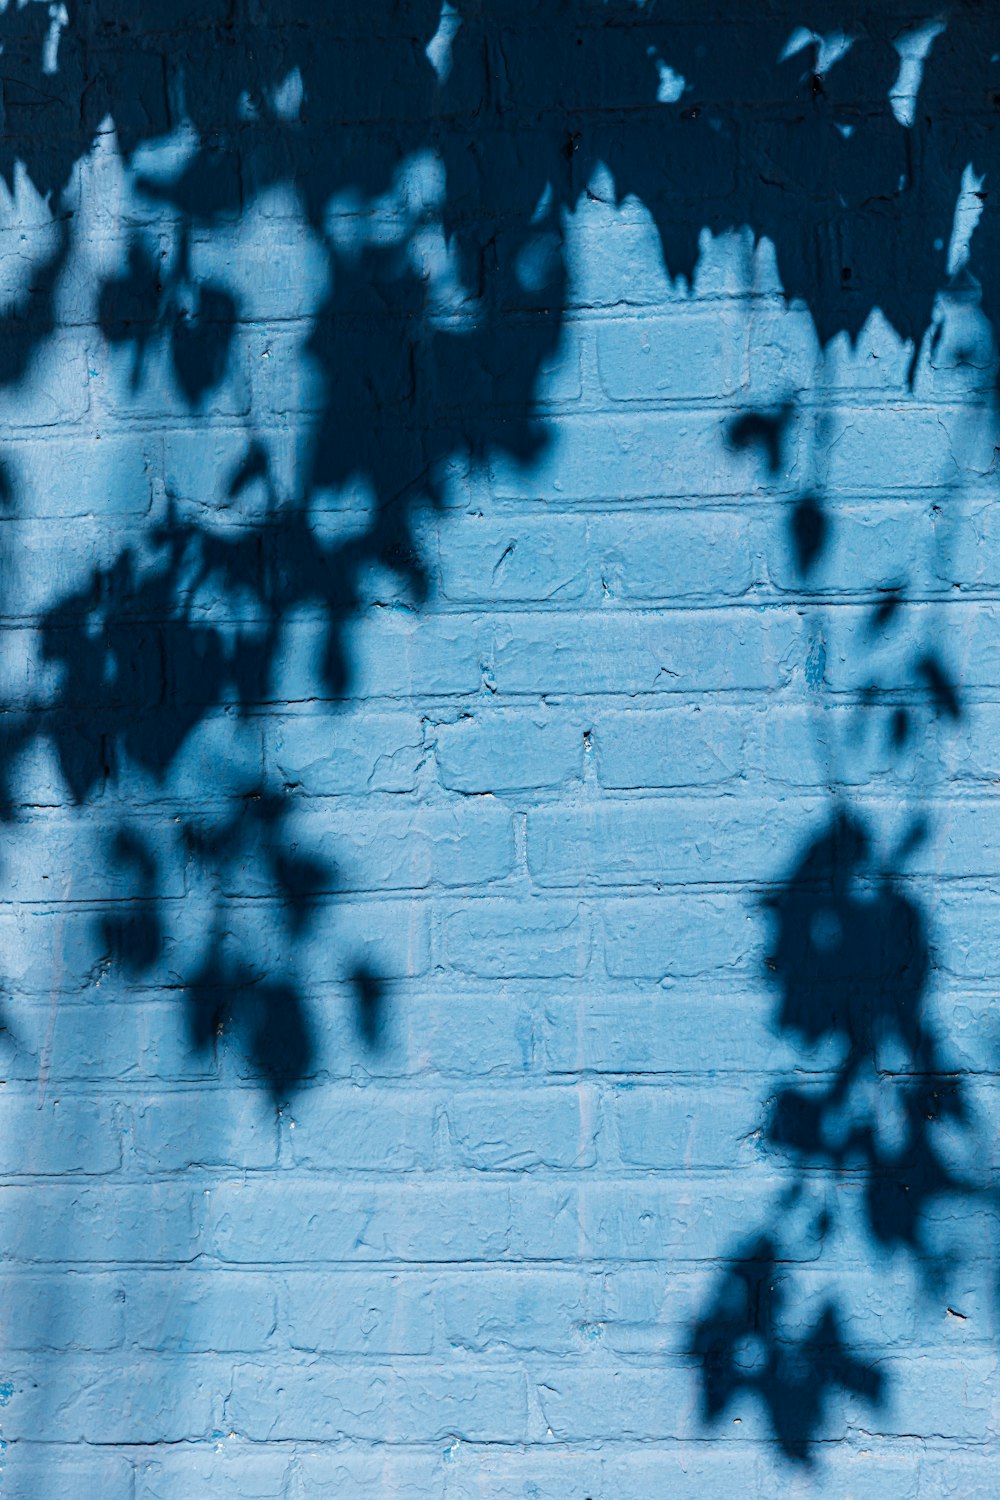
[439,1268,597,1354]
[159,427,296,516]
[490,411,796,503]
[0,1449,135,1500]
[604,1449,762,1500]
[596,311,739,401]
[0,1095,121,1176]
[532,1363,700,1441]
[566,219,697,308]
[442,899,590,978]
[507,1178,587,1260]
[822,405,978,494]
[443,1448,606,1500]
[97,332,250,421]
[538,991,842,1075]
[846,1357,997,1441]
[0,1185,205,1264]
[752,702,903,787]
[269,614,485,703]
[226,1362,528,1442]
[434,708,584,792]
[207,1182,510,1263]
[613,1083,765,1170]
[491,609,801,696]
[266,710,425,795]
[433,317,583,406]
[139,713,265,803]
[205,799,512,896]
[284,1086,435,1171]
[600,894,759,978]
[2,1000,215,1084]
[527,796,812,888]
[594,707,748,787]
[135,1449,288,1500]
[128,1089,278,1172]
[294,1450,443,1499]
[284,1270,434,1354]
[0,1272,125,1351]
[764,502,923,594]
[580,1177,826,1263]
[434,516,589,604]
[218,1362,386,1440]
[122,1271,279,1354]
[586,511,757,600]
[3,331,90,427]
[189,216,330,325]
[0,1355,222,1442]
[306,897,431,981]
[444,1086,598,1170]
[0,817,185,903]
[398,987,541,1078]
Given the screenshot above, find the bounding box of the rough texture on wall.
[0,2,997,1496]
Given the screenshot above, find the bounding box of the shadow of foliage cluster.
[0,0,993,1457]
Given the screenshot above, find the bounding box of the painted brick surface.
[0,1,998,1495]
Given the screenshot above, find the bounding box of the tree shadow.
[0,0,993,1094]
[691,1228,885,1465]
[0,0,992,1465]
[690,374,987,1457]
[691,804,994,1460]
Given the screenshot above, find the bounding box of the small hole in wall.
[841,266,852,283]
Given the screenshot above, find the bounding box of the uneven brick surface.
[0,2,998,1496]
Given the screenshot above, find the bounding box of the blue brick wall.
[0,1,998,1495]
